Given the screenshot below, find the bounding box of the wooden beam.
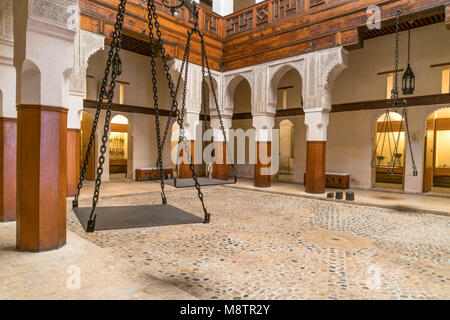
[84,94,450,118]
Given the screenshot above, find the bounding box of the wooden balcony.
[79,0,450,71]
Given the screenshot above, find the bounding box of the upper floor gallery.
[79,0,450,71]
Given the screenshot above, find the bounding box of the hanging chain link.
[372,8,417,177]
[73,0,127,233]
[198,30,238,180]
[147,0,209,223]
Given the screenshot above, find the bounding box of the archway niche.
[227,76,253,179]
[423,107,450,193]
[373,112,405,190]
[109,114,133,180]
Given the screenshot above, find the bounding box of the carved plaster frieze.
[29,0,78,31]
[0,0,13,42]
[69,30,105,95]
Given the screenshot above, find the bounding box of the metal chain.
[148,0,210,223]
[373,8,417,177]
[198,30,238,180]
[73,1,127,210]
[84,0,127,231]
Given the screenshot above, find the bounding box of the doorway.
[80,111,95,181]
[423,108,450,193]
[277,119,295,182]
[109,115,131,181]
[373,112,405,190]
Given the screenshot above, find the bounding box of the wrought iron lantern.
[402,28,415,95]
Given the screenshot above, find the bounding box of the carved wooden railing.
[152,0,332,38]
[225,0,333,37]
[152,0,222,36]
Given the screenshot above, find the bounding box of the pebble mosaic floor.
[68,186,450,300]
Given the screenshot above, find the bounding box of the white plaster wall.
[333,23,450,104]
[86,46,170,109]
[326,110,373,188]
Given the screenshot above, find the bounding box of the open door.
[81,111,96,181]
[423,114,435,192]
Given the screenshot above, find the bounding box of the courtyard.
[7,180,450,300]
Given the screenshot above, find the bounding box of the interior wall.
[86,46,170,109]
[332,23,450,104]
[233,79,252,113]
[276,69,303,110]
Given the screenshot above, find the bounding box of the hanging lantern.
[402,28,415,95]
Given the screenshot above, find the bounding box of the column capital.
[304,109,330,142]
[303,47,348,111]
[69,30,105,95]
[253,113,275,141]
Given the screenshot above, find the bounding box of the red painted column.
[305,141,326,194]
[254,141,272,188]
[212,141,229,181]
[0,118,17,222]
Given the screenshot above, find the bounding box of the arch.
[372,111,405,190]
[277,119,295,182]
[269,64,303,107]
[423,107,450,192]
[109,113,133,180]
[269,65,303,110]
[230,76,252,114]
[20,60,41,104]
[224,74,252,114]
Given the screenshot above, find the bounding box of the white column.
[0,0,16,118]
[68,30,104,130]
[304,109,330,141]
[212,0,234,16]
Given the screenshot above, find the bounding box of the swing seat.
[164,177,236,188]
[73,205,204,232]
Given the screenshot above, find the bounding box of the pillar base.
[254,141,272,188]
[212,141,229,181]
[0,118,17,222]
[178,140,195,179]
[16,105,67,252]
[305,141,326,194]
[67,129,81,197]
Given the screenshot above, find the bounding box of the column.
[178,110,200,179]
[14,0,77,252]
[253,114,275,188]
[0,0,16,222]
[67,30,104,196]
[304,110,329,194]
[303,47,347,194]
[211,114,232,181]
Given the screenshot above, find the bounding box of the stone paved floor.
[231,179,450,216]
[0,222,195,300]
[68,183,450,300]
